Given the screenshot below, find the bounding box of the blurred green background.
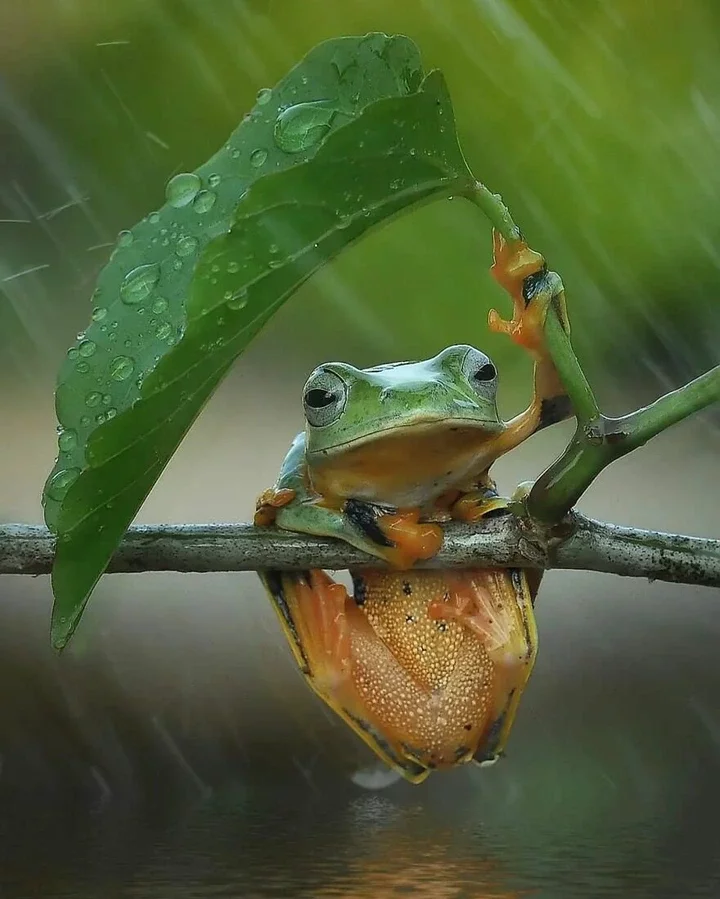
[2,1,720,897]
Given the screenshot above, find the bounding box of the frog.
[255,230,572,783]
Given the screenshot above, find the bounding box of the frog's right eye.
[302,370,347,427]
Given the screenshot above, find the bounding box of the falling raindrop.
[273,101,340,153]
[109,355,135,381]
[120,263,160,306]
[165,172,201,208]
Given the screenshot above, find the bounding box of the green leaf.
[43,32,474,650]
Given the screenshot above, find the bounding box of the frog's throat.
[306,416,505,457]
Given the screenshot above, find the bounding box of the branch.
[2,517,719,587]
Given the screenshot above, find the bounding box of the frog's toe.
[376,509,444,569]
[343,501,444,569]
[254,486,296,526]
[451,491,509,523]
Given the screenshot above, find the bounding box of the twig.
[1,517,719,587]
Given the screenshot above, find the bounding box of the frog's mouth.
[309,414,504,457]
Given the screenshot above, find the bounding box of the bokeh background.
[2,1,720,896]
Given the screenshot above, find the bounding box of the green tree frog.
[256,231,571,783]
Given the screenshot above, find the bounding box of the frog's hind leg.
[260,568,429,784]
[427,568,538,768]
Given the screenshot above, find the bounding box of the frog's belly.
[349,568,534,769]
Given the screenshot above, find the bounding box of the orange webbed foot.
[488,229,550,357]
[291,570,353,686]
[254,486,296,526]
[376,509,444,570]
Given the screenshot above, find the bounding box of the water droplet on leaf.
[165,172,201,208]
[227,261,240,274]
[58,429,77,453]
[46,468,81,501]
[109,355,134,381]
[120,263,160,306]
[117,230,133,247]
[152,297,169,314]
[85,391,102,407]
[78,339,96,357]
[176,235,198,257]
[91,306,107,322]
[256,87,272,105]
[193,190,216,214]
[208,173,221,188]
[226,288,248,311]
[273,101,338,153]
[250,148,268,168]
[75,361,90,374]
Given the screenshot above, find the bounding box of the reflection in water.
[2,761,720,898]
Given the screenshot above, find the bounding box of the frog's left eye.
[303,370,347,427]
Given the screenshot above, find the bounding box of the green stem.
[528,366,720,523]
[463,173,720,526]
[618,364,720,451]
[543,297,599,425]
[465,181,520,242]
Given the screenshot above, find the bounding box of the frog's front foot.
[254,486,297,526]
[374,508,444,569]
[487,229,564,357]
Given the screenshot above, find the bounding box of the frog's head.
[302,345,504,459]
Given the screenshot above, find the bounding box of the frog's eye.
[473,362,497,382]
[302,370,347,427]
[461,349,497,389]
